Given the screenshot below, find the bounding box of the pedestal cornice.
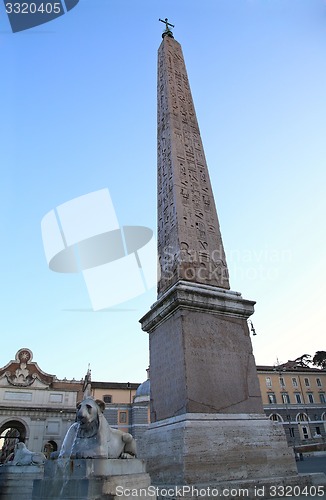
[140,280,255,333]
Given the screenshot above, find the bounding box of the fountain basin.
[32,458,152,500]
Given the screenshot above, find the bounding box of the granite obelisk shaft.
[157,35,229,296]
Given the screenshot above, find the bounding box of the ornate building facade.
[0,348,83,462]
[0,349,145,462]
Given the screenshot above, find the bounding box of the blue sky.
[1,0,325,383]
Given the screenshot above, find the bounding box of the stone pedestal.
[139,413,298,484]
[32,459,152,500]
[138,414,326,498]
[140,281,264,422]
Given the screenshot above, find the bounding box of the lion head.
[75,397,105,439]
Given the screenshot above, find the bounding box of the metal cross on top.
[159,17,175,36]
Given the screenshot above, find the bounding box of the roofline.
[256,365,325,373]
[91,382,140,390]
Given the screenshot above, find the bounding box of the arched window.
[43,440,58,459]
[269,413,283,422]
[321,412,326,434]
[296,412,309,422]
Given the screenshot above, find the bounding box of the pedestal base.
[138,413,326,498]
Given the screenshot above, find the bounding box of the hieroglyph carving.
[157,36,230,295]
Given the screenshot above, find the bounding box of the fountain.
[31,396,152,499]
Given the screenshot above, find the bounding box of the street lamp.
[248,320,257,336]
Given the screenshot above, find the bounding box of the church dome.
[134,378,150,403]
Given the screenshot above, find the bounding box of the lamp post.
[248,320,257,336]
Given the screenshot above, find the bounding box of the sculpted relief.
[3,348,51,387]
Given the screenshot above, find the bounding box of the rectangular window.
[265,377,272,387]
[4,391,32,401]
[302,426,309,439]
[49,393,63,403]
[268,393,276,404]
[292,378,298,387]
[307,393,314,404]
[46,421,60,435]
[295,393,302,404]
[319,393,326,404]
[118,411,128,424]
[279,377,285,387]
[316,378,322,387]
[103,395,112,403]
[315,426,321,435]
[282,393,290,404]
[289,427,295,438]
[304,378,310,387]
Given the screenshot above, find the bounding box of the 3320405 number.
[5,3,62,14]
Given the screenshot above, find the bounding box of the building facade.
[0,348,84,462]
[257,361,326,446]
[88,379,149,441]
[0,349,146,462]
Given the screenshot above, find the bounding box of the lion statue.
[11,442,46,466]
[59,397,137,459]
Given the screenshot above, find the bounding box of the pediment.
[0,349,55,388]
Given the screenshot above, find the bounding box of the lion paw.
[120,453,134,459]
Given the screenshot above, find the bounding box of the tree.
[294,354,312,367]
[312,351,326,369]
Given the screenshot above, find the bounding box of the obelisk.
[139,22,322,494]
[156,22,230,297]
[143,20,264,423]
